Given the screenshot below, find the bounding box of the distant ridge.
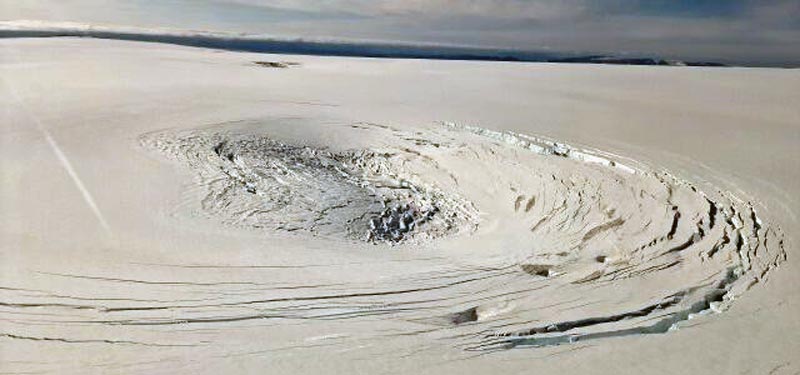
[548,55,727,67]
[0,21,727,67]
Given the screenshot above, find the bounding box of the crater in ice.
[138,119,786,349]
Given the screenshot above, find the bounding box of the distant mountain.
[547,55,727,67]
[0,21,727,67]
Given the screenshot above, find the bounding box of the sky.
[2,0,799,66]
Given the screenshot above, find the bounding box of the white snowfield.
[1,37,799,375]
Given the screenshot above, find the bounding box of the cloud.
[223,0,589,19]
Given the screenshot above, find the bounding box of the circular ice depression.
[138,120,786,349]
[140,123,479,243]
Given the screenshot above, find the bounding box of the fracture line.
[2,69,112,236]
